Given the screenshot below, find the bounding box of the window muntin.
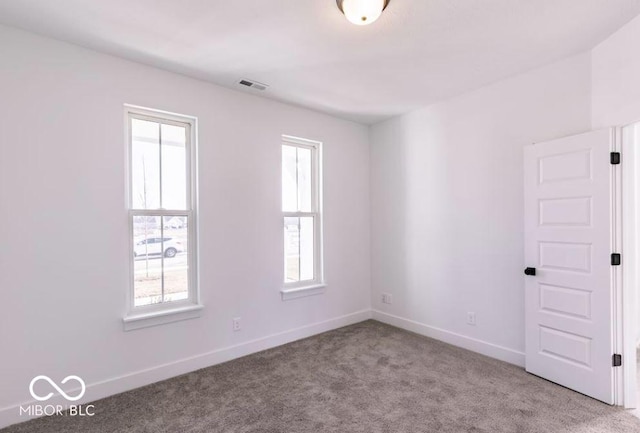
[282,137,322,288]
[128,109,197,310]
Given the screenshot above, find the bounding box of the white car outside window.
[134,237,183,258]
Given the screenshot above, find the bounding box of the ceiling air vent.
[238,79,268,91]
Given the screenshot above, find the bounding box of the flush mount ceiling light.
[336,0,390,26]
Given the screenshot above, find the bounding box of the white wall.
[591,16,640,413]
[370,53,592,363]
[591,15,640,345]
[591,17,640,411]
[592,14,640,129]
[592,12,640,342]
[0,25,371,427]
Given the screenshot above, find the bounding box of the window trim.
[123,105,201,330]
[281,135,324,300]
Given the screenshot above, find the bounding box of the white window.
[124,106,200,330]
[281,136,324,299]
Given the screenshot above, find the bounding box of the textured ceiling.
[1,0,639,124]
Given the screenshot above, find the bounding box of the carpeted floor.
[633,347,640,419]
[4,320,640,432]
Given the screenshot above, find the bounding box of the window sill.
[123,304,203,331]
[280,284,327,301]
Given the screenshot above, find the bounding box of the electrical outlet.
[467,312,476,326]
[382,293,393,304]
[232,317,242,332]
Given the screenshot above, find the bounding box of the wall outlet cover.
[467,312,476,326]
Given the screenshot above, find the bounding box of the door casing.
[621,122,640,408]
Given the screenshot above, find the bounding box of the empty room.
[3,0,640,432]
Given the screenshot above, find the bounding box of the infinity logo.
[29,375,86,402]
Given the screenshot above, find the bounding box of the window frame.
[123,105,201,330]
[281,135,325,300]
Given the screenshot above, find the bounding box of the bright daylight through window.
[282,136,323,289]
[128,108,197,309]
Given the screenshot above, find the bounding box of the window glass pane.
[297,147,312,212]
[284,217,300,282]
[162,216,189,302]
[299,217,314,281]
[132,215,189,306]
[284,216,315,283]
[133,216,162,306]
[161,124,187,210]
[131,119,160,209]
[282,145,298,212]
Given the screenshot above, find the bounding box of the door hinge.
[611,253,621,266]
[611,152,621,165]
[613,354,622,367]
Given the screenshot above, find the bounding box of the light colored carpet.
[633,347,640,419]
[3,320,640,432]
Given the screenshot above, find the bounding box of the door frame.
[621,121,640,408]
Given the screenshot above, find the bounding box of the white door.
[524,128,617,404]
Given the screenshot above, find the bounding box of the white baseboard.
[372,310,525,367]
[0,309,372,430]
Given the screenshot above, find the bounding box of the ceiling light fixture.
[336,0,390,26]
